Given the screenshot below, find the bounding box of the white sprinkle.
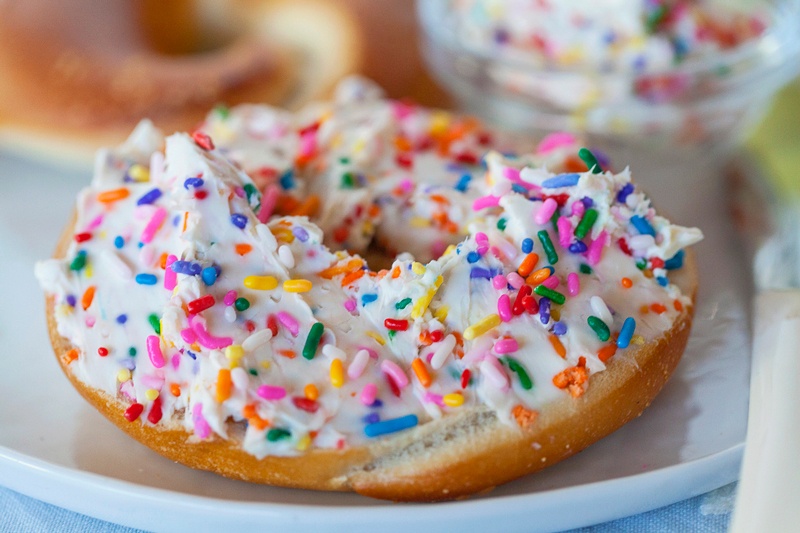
[347,349,370,379]
[278,245,295,268]
[231,367,249,390]
[322,344,346,361]
[242,329,273,351]
[430,334,457,370]
[590,296,613,324]
[480,357,509,390]
[224,306,236,323]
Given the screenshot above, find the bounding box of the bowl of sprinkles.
[418,0,800,183]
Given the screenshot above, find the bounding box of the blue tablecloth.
[0,482,736,532]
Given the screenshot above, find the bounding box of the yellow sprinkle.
[330,358,345,388]
[117,369,131,382]
[411,275,443,319]
[353,138,366,153]
[225,345,244,361]
[304,384,319,400]
[463,314,502,341]
[260,360,271,369]
[145,389,159,401]
[631,335,645,345]
[296,434,312,451]
[56,304,74,318]
[412,262,426,275]
[410,217,431,228]
[365,331,386,346]
[271,227,295,243]
[433,305,449,322]
[551,308,561,322]
[443,244,457,256]
[243,275,278,291]
[443,393,464,407]
[85,262,93,279]
[283,279,313,293]
[128,164,150,182]
[430,111,450,134]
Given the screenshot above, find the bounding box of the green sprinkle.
[497,218,507,231]
[395,298,412,310]
[587,315,611,342]
[341,173,355,188]
[243,183,260,204]
[645,5,667,34]
[537,230,559,265]
[574,208,598,239]
[533,285,566,305]
[303,322,324,360]
[502,356,533,390]
[578,148,602,174]
[388,330,396,340]
[579,263,593,274]
[147,313,161,335]
[339,157,350,165]
[248,368,258,376]
[636,259,647,270]
[69,251,87,271]
[234,297,250,312]
[214,104,230,119]
[266,428,291,442]
[128,347,137,357]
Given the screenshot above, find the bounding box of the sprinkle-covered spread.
[36,79,703,459]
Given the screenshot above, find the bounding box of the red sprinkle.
[522,295,539,314]
[187,295,215,314]
[192,131,215,150]
[147,397,163,424]
[430,330,444,343]
[543,193,570,207]
[124,403,144,422]
[74,232,92,243]
[267,315,279,336]
[461,369,471,389]
[650,257,665,269]
[195,190,208,200]
[618,237,633,256]
[512,285,533,315]
[384,318,409,331]
[97,347,109,357]
[292,397,320,413]
[385,373,401,397]
[244,320,256,333]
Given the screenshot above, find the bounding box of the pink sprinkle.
[299,131,316,158]
[567,272,580,296]
[276,311,299,336]
[381,360,409,388]
[86,214,104,231]
[494,338,519,354]
[506,272,524,289]
[140,207,167,244]
[571,200,586,217]
[391,101,414,120]
[180,327,196,344]
[164,254,177,290]
[557,217,573,248]
[536,132,577,155]
[347,349,370,379]
[424,392,445,406]
[475,232,488,244]
[171,353,181,369]
[587,230,609,266]
[140,374,164,390]
[360,383,378,405]
[542,275,559,289]
[480,357,510,390]
[497,294,512,322]
[223,290,237,306]
[472,195,501,211]
[191,322,233,349]
[344,298,357,312]
[492,275,506,290]
[258,185,279,223]
[192,403,211,439]
[357,347,378,360]
[146,335,165,368]
[477,244,489,255]
[399,178,414,193]
[257,385,286,400]
[534,198,558,225]
[85,316,95,328]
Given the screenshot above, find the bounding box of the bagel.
[35,83,702,502]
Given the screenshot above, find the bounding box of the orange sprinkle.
[289,195,320,217]
[621,277,633,288]
[235,243,253,256]
[169,383,181,397]
[182,212,189,232]
[640,305,650,314]
[394,136,412,151]
[391,266,401,278]
[243,404,270,430]
[278,349,296,359]
[411,358,432,388]
[275,194,301,215]
[598,344,618,363]
[304,384,319,401]
[340,269,365,287]
[81,286,96,310]
[216,369,232,403]
[643,269,654,279]
[418,330,433,346]
[650,303,667,314]
[368,204,381,218]
[674,299,684,312]
[526,267,552,286]
[62,349,79,365]
[517,253,540,278]
[159,253,168,269]
[552,357,588,398]
[318,258,363,279]
[429,194,450,205]
[96,188,130,203]
[511,405,539,428]
[548,334,567,358]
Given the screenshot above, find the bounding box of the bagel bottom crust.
[44,220,697,502]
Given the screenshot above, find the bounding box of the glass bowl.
[417,0,800,192]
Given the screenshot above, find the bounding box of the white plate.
[0,150,750,533]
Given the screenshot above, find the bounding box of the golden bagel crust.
[45,213,698,502]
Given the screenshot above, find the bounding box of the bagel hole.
[138,0,240,56]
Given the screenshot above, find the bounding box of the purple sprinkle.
[539,297,551,324]
[116,314,128,324]
[171,260,202,276]
[230,214,248,229]
[65,294,77,307]
[569,241,588,254]
[370,399,383,408]
[186,350,197,360]
[122,359,136,370]
[363,412,380,424]
[183,177,204,189]
[293,226,309,242]
[581,196,594,208]
[541,174,580,189]
[552,321,567,335]
[470,267,492,279]
[617,183,635,203]
[136,188,162,206]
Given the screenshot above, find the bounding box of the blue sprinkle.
[363,412,381,424]
[137,242,144,249]
[135,273,158,285]
[552,321,567,336]
[364,414,418,438]
[122,359,136,370]
[116,314,128,324]
[279,170,295,190]
[114,236,124,249]
[568,241,588,254]
[183,177,204,189]
[656,276,669,287]
[171,261,202,276]
[230,214,248,229]
[466,251,480,263]
[65,294,76,307]
[630,215,656,237]
[370,399,383,408]
[201,266,218,286]
[617,317,636,349]
[293,226,309,242]
[511,184,528,194]
[521,238,534,254]
[616,183,634,203]
[186,350,197,360]
[664,250,684,270]
[542,173,580,189]
[539,297,551,325]
[361,293,378,306]
[136,188,162,206]
[470,267,492,279]
[455,174,472,192]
